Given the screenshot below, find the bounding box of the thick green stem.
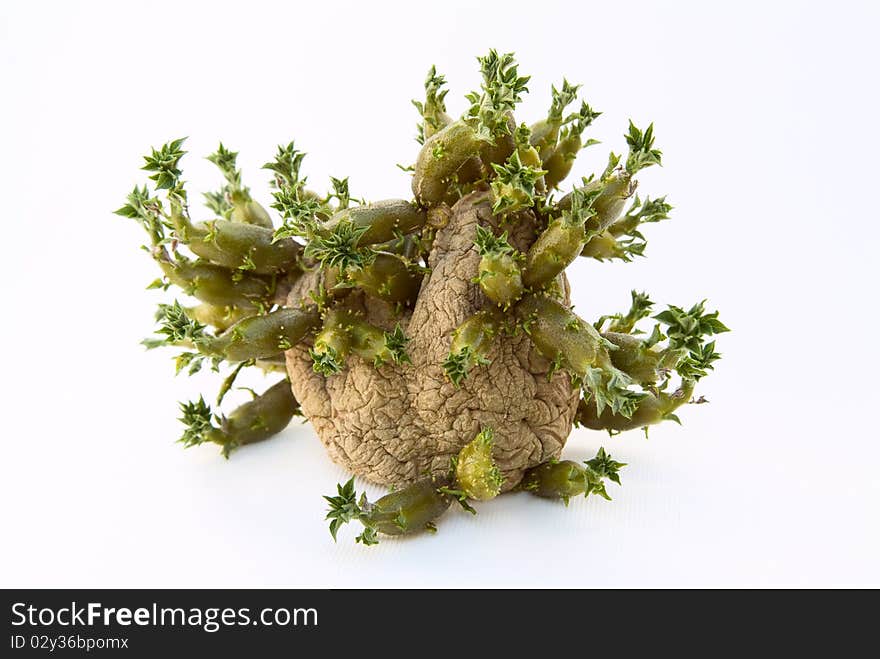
[478,251,524,307]
[203,307,320,361]
[185,304,250,332]
[520,460,589,501]
[347,320,410,367]
[372,234,422,260]
[543,133,582,189]
[515,295,604,376]
[576,379,695,432]
[159,257,274,309]
[206,379,299,456]
[347,252,423,306]
[529,118,560,161]
[479,115,517,168]
[529,80,581,160]
[362,478,453,537]
[172,212,302,275]
[474,226,524,307]
[412,121,488,205]
[522,218,586,290]
[557,174,635,233]
[580,230,629,259]
[311,308,410,373]
[325,476,453,544]
[521,447,624,503]
[230,198,274,229]
[320,200,427,247]
[602,332,679,385]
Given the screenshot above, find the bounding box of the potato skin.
[285,193,579,491]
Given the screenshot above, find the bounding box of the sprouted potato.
[118,51,727,544]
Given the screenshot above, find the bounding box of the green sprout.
[324,477,453,545]
[520,447,625,504]
[455,428,503,501]
[466,49,530,140]
[582,366,647,419]
[490,150,546,214]
[263,141,307,190]
[142,137,187,190]
[271,192,322,242]
[328,176,351,210]
[114,185,167,247]
[145,300,207,347]
[382,325,412,365]
[413,65,450,144]
[474,225,514,256]
[625,120,663,173]
[595,290,655,334]
[583,447,626,500]
[178,396,215,448]
[549,80,581,122]
[443,346,483,387]
[303,218,374,272]
[654,300,730,353]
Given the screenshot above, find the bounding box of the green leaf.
[582,366,646,418]
[216,360,250,405]
[466,50,530,140]
[442,345,487,387]
[585,447,626,485]
[303,217,374,272]
[473,225,515,256]
[490,150,546,214]
[206,142,240,187]
[115,185,167,245]
[624,121,662,173]
[654,301,728,381]
[585,477,611,500]
[204,142,250,216]
[270,190,322,240]
[601,152,622,180]
[142,137,187,190]
[175,351,204,376]
[437,486,477,515]
[263,141,307,190]
[559,185,601,228]
[654,301,729,353]
[355,526,379,546]
[328,176,351,210]
[149,300,207,346]
[548,79,581,122]
[412,65,449,144]
[310,346,344,376]
[323,477,363,542]
[203,190,233,219]
[676,340,723,381]
[177,396,215,448]
[628,195,672,225]
[595,290,654,333]
[383,325,411,365]
[560,100,602,139]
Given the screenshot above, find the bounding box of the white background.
[1,0,878,587]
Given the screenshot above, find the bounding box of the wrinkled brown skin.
[284,192,579,491]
